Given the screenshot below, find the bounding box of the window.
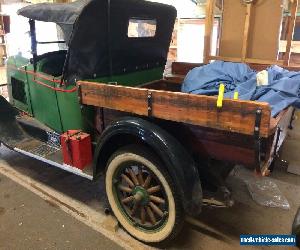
[127,18,157,38]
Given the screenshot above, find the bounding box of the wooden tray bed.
[78,62,296,176]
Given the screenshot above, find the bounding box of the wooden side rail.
[165,61,300,83]
[171,62,300,75]
[78,81,272,137]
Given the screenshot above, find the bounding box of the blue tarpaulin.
[181,61,300,117]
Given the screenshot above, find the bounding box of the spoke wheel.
[105,145,183,244]
[116,163,168,230]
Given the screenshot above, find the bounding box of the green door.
[26,64,63,132]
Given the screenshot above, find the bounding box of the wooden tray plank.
[79,81,149,116]
[150,89,271,137]
[79,81,272,137]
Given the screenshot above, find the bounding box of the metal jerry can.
[60,130,92,170]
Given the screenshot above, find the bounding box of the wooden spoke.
[116,163,169,228]
[149,202,164,217]
[137,168,144,186]
[131,202,138,216]
[121,174,134,188]
[146,206,156,225]
[118,185,132,193]
[147,185,161,194]
[140,207,146,224]
[122,196,134,204]
[149,195,165,204]
[143,175,152,189]
[128,169,139,186]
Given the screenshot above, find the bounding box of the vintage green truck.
[0,0,296,245]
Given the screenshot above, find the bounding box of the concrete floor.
[0,174,122,250]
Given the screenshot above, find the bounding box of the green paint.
[132,186,149,206]
[7,54,164,135]
[7,54,30,68]
[26,64,64,132]
[7,56,33,115]
[56,90,95,133]
[87,67,164,86]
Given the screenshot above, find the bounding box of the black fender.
[93,116,202,215]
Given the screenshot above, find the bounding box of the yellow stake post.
[217,83,225,108]
[234,91,239,100]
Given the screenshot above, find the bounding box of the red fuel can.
[60,130,92,170]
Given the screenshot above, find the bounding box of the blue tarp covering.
[181,61,300,117]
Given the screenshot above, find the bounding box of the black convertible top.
[18,0,177,84]
[18,0,91,43]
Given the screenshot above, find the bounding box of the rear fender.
[93,116,202,215]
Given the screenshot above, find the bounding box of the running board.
[0,96,93,180]
[14,146,93,180]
